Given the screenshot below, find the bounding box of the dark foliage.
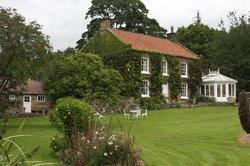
[238,92,250,134]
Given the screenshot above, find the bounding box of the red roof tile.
[22,80,45,94]
[109,29,199,59]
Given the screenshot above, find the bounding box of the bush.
[167,101,181,108]
[140,97,165,110]
[197,96,215,103]
[50,133,68,153]
[60,122,143,165]
[50,97,94,148]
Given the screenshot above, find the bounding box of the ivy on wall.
[82,29,201,105]
[188,60,202,101]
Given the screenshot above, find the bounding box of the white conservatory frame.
[200,69,238,103]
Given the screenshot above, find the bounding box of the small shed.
[200,70,238,103]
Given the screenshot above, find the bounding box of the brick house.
[8,80,50,113]
[83,21,200,104]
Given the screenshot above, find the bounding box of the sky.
[1,0,250,51]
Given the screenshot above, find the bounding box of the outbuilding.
[200,70,237,103]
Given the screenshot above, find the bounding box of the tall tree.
[176,12,217,71]
[76,0,167,49]
[0,7,51,94]
[211,12,250,91]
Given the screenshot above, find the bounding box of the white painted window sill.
[180,97,189,100]
[181,75,188,78]
[141,95,150,98]
[141,71,150,75]
[163,74,169,76]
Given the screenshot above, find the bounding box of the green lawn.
[4,106,250,165]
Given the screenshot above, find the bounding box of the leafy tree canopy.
[176,12,217,71]
[44,52,124,105]
[76,0,167,49]
[0,7,51,94]
[211,12,250,91]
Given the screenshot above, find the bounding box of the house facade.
[83,20,201,104]
[8,80,50,113]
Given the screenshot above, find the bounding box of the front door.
[23,95,31,113]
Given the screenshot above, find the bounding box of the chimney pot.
[100,20,111,30]
[171,26,174,33]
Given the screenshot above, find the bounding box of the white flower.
[87,140,90,144]
[81,136,85,140]
[93,146,97,149]
[104,152,108,156]
[108,141,113,145]
[95,131,99,135]
[52,138,55,140]
[110,152,113,155]
[99,137,104,140]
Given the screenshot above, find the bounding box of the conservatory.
[200,70,238,103]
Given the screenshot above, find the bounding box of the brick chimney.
[100,20,111,30]
[167,26,176,42]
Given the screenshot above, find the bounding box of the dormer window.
[162,60,168,76]
[180,63,188,78]
[141,57,150,74]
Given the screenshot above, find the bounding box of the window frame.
[181,83,189,99]
[37,95,46,102]
[162,60,169,76]
[141,57,150,74]
[180,62,188,78]
[162,83,169,97]
[141,80,150,98]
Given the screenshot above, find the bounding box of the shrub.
[50,97,94,147]
[238,92,250,134]
[197,96,215,103]
[167,101,181,108]
[50,133,68,153]
[60,122,143,165]
[140,97,165,110]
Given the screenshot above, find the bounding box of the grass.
[3,106,250,165]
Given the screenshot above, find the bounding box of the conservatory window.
[222,84,226,97]
[217,85,221,97]
[141,80,150,97]
[141,57,150,74]
[180,63,188,78]
[210,85,215,97]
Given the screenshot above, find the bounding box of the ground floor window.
[181,83,188,99]
[162,83,169,97]
[141,80,150,97]
[37,95,45,102]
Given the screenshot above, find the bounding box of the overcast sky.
[1,0,250,50]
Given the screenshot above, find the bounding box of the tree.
[76,0,167,49]
[0,7,51,94]
[211,12,250,91]
[176,14,217,71]
[44,52,124,105]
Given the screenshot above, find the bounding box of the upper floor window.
[141,80,150,97]
[181,83,188,99]
[162,60,168,76]
[9,94,15,101]
[141,57,150,74]
[37,95,45,102]
[180,63,188,78]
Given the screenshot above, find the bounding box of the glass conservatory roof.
[202,70,238,83]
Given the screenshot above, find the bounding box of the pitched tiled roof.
[22,80,45,94]
[108,29,199,59]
